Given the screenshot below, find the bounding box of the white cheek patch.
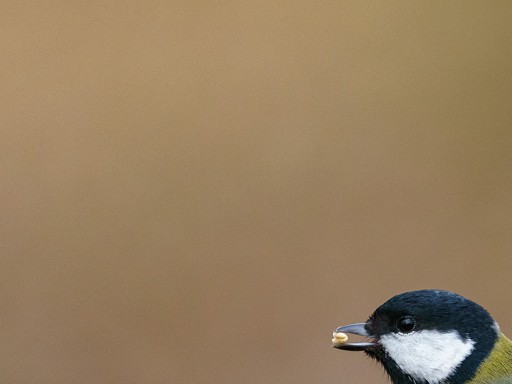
[380,330,475,384]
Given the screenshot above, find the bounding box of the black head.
[335,290,499,384]
[366,290,498,384]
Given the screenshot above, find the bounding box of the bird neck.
[467,333,512,384]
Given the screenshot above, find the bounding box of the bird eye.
[396,316,416,333]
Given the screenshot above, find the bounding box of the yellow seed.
[334,332,348,342]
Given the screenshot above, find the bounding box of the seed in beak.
[332,332,349,346]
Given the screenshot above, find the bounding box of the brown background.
[2,2,512,383]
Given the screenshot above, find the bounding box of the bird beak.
[332,322,378,351]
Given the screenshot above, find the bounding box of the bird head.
[333,290,501,384]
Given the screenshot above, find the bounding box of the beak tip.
[331,322,377,352]
[334,322,370,337]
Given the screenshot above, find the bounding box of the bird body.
[467,333,512,384]
[332,290,512,384]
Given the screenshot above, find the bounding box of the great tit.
[332,290,512,384]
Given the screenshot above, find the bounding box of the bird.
[332,289,512,384]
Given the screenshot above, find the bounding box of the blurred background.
[2,1,512,383]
